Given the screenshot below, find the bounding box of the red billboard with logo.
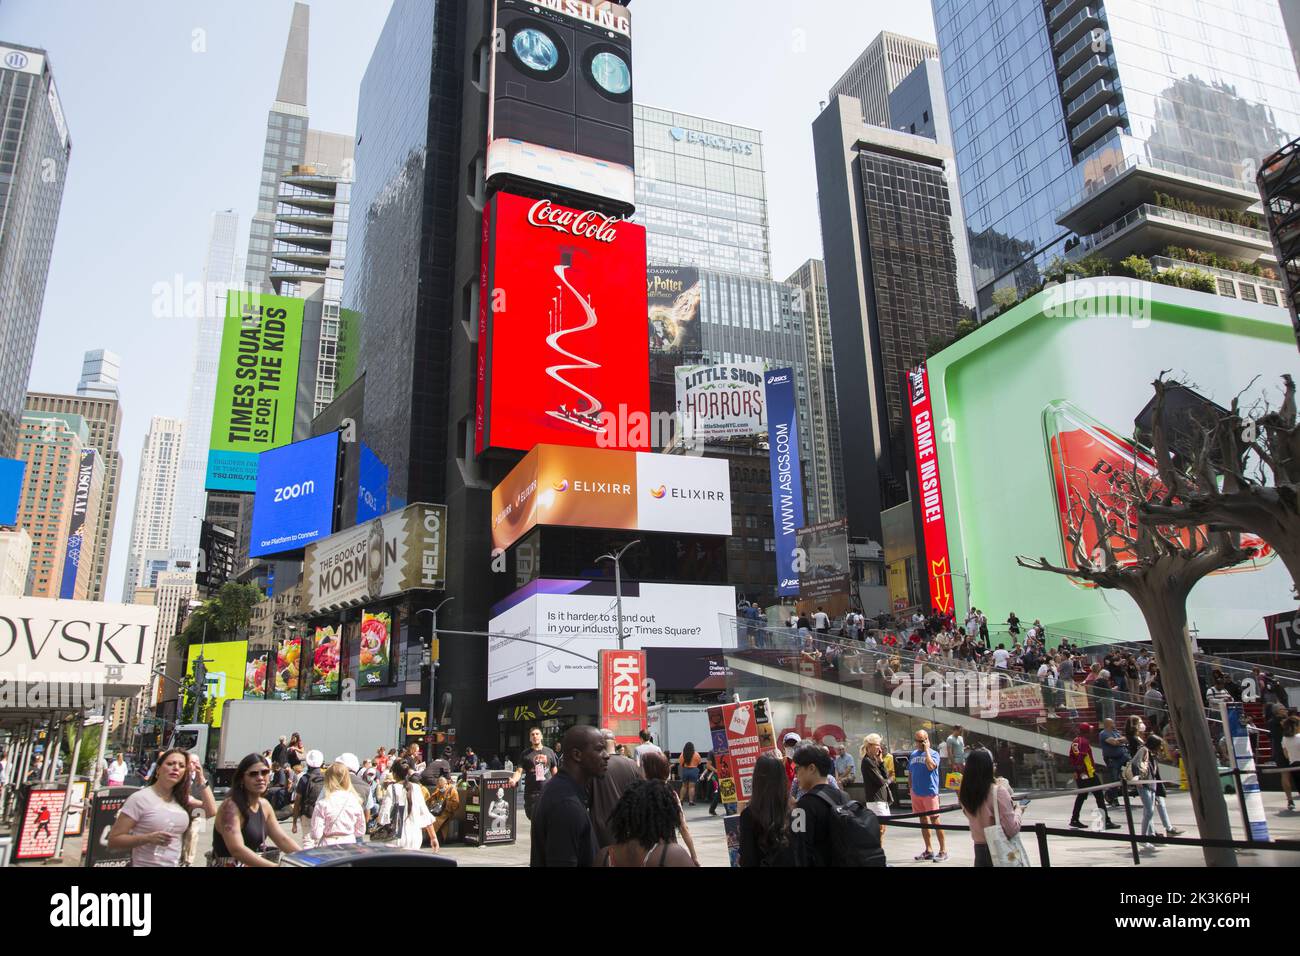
[599,649,646,745]
[476,191,649,454]
[908,365,956,616]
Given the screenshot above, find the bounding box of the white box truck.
[646,704,714,756]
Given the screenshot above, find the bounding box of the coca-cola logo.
[526,199,620,243]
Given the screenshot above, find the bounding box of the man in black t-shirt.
[510,727,559,821]
[530,725,608,867]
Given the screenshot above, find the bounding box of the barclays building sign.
[669,127,754,156]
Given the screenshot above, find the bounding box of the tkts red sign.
[908,366,955,615]
[599,649,646,746]
[476,191,650,454]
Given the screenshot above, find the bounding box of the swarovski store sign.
[305,503,448,614]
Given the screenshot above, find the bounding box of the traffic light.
[191,656,207,722]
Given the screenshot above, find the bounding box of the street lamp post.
[596,540,640,650]
[415,597,455,758]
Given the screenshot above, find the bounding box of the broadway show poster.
[273,637,302,700]
[310,625,341,698]
[359,610,391,687]
[15,786,67,861]
[708,697,778,844]
[244,651,269,700]
[648,266,701,354]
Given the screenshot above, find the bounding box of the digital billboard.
[197,520,235,590]
[58,450,97,600]
[907,366,956,616]
[248,432,340,558]
[272,636,303,700]
[797,518,851,617]
[486,0,635,211]
[359,609,392,688]
[487,579,737,700]
[0,457,24,526]
[648,267,701,354]
[765,368,805,596]
[357,443,389,524]
[491,444,733,552]
[186,640,247,728]
[243,650,269,700]
[925,280,1299,643]
[309,624,341,697]
[475,191,649,455]
[206,292,305,492]
[674,363,767,442]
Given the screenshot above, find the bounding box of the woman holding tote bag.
[958,747,1029,867]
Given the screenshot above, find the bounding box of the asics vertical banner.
[764,368,804,596]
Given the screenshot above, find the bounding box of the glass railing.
[1150,256,1282,289]
[1066,77,1115,120]
[1061,154,1258,220]
[1061,54,1114,99]
[1057,28,1106,73]
[1073,203,1269,256]
[1052,6,1103,51]
[1070,103,1123,144]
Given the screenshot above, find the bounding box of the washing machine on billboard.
[488,0,635,213]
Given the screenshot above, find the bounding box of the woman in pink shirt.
[957,748,1022,868]
[307,761,367,848]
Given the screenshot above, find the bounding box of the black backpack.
[812,789,887,867]
[299,769,325,817]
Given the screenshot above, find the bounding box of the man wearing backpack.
[1069,725,1120,830]
[790,744,885,867]
[291,749,327,837]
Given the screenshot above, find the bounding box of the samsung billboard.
[248,432,340,559]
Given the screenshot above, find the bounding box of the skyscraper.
[0,44,71,458]
[931,0,1300,312]
[26,369,124,602]
[170,210,241,570]
[828,32,939,127]
[77,349,121,400]
[634,104,771,277]
[122,416,184,602]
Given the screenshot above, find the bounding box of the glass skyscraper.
[933,0,1300,310]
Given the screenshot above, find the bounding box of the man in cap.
[291,749,326,836]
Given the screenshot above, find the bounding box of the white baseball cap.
[782,732,801,746]
[335,752,360,773]
[305,749,324,769]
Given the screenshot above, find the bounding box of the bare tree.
[1142,374,1300,597]
[1017,461,1254,867]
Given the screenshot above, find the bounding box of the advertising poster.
[598,649,646,745]
[1221,701,1271,842]
[357,444,389,524]
[490,444,732,552]
[83,787,134,867]
[975,684,1043,719]
[907,365,956,616]
[709,697,779,866]
[197,520,236,589]
[15,786,67,861]
[186,640,247,727]
[797,518,852,616]
[1265,608,1300,656]
[63,780,88,837]
[475,191,649,454]
[359,610,392,687]
[248,432,340,558]
[273,637,303,700]
[674,362,766,442]
[0,456,25,526]
[462,771,519,847]
[764,368,805,596]
[648,266,701,354]
[488,579,737,700]
[243,650,269,700]
[58,450,96,599]
[310,625,341,698]
[205,292,305,492]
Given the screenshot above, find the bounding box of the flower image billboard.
[244,650,269,700]
[475,191,649,454]
[206,292,305,492]
[310,624,341,698]
[359,609,392,687]
[924,281,1298,643]
[273,636,303,700]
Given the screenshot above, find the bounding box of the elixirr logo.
[50,886,152,936]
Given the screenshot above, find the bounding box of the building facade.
[0,527,31,596]
[932,0,1300,311]
[0,44,71,458]
[828,32,939,127]
[634,104,771,277]
[77,349,120,400]
[122,416,184,602]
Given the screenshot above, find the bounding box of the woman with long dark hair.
[108,748,217,867]
[738,753,794,867]
[677,741,701,806]
[595,780,696,866]
[377,759,434,850]
[641,750,698,864]
[212,753,301,867]
[957,747,1021,868]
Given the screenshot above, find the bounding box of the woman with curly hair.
[595,780,696,867]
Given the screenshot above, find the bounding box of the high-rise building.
[785,259,845,523]
[170,211,241,571]
[0,527,31,596]
[77,349,121,400]
[828,32,939,127]
[25,372,123,602]
[634,105,771,277]
[15,411,103,599]
[931,0,1300,312]
[813,96,968,547]
[134,570,195,734]
[0,44,71,458]
[122,416,184,602]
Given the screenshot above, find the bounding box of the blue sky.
[0,0,938,597]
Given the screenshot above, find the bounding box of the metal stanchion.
[1034,821,1051,867]
[1231,764,1254,851]
[1121,781,1139,864]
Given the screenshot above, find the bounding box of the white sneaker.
[1140,843,1157,852]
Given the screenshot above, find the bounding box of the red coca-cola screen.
[476,191,650,454]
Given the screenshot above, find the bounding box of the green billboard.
[925,279,1298,645]
[336,307,361,393]
[205,292,305,492]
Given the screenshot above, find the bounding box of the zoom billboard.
[765,368,805,597]
[476,191,649,455]
[487,579,736,701]
[487,0,634,212]
[248,432,340,558]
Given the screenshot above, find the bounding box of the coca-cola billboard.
[476,190,649,455]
